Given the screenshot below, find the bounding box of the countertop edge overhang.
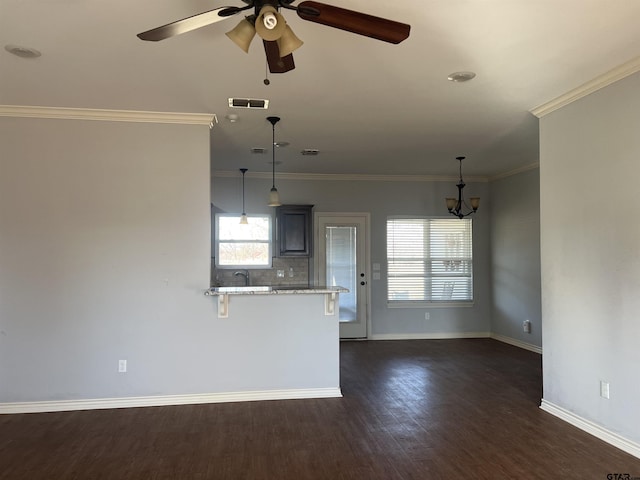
[204,286,349,296]
[204,286,349,318]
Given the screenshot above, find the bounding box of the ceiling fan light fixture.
[255,5,286,41]
[225,18,256,53]
[277,25,304,57]
[137,1,410,75]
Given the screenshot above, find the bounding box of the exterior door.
[315,213,369,339]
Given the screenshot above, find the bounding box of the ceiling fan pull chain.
[264,59,271,85]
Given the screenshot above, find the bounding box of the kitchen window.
[387,217,473,304]
[215,214,272,268]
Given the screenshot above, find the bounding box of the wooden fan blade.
[263,40,295,73]
[137,6,242,41]
[296,1,410,44]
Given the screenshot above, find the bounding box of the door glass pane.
[326,226,357,322]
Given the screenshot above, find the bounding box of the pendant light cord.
[240,168,248,215]
[267,116,280,188]
[266,116,281,206]
[272,121,276,188]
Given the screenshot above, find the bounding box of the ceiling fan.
[137,0,410,73]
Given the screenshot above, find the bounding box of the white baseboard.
[540,399,640,460]
[0,387,342,415]
[490,333,542,354]
[370,332,490,341]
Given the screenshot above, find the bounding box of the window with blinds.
[387,218,473,303]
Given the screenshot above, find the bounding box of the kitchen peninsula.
[204,285,348,401]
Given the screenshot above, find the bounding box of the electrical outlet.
[600,381,610,399]
[118,359,127,373]
[277,269,285,278]
[523,320,531,333]
[425,312,430,320]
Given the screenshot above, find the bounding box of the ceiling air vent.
[229,98,269,109]
[251,147,267,154]
[301,149,319,156]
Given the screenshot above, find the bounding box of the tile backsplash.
[211,257,311,287]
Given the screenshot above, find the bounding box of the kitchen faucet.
[234,270,250,286]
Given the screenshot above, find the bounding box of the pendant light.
[267,116,282,206]
[239,168,249,224]
[445,156,480,219]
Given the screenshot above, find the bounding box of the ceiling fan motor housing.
[242,0,284,9]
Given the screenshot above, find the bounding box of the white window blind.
[387,218,473,303]
[215,214,272,268]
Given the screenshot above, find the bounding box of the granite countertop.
[204,286,349,296]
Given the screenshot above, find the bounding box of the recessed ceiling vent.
[5,44,41,58]
[229,98,269,109]
[251,147,267,154]
[301,149,319,156]
[447,71,476,83]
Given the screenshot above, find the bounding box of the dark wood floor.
[2,339,640,479]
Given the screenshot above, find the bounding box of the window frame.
[214,213,273,269]
[386,216,474,308]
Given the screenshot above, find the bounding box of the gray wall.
[539,72,640,443]
[0,117,212,402]
[0,113,542,405]
[212,174,492,337]
[489,168,542,348]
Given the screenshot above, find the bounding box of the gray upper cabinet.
[276,205,313,257]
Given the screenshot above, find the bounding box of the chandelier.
[445,156,480,219]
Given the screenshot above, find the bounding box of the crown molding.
[489,162,539,182]
[212,170,489,183]
[531,56,640,118]
[0,105,217,126]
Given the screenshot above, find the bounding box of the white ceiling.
[2,0,640,177]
